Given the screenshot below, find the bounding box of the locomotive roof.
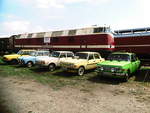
[114,27,150,37]
[16,26,111,39]
[114,27,150,33]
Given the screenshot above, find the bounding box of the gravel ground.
[0,76,150,113]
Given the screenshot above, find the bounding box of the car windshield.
[17,50,23,55]
[51,52,60,57]
[17,50,34,55]
[107,54,130,61]
[74,53,88,59]
[30,52,36,56]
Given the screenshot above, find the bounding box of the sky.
[0,0,150,37]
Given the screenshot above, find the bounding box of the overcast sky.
[0,0,150,37]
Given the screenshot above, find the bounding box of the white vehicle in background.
[35,51,74,71]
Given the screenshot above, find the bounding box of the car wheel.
[48,63,56,71]
[78,67,85,76]
[11,59,18,65]
[26,61,33,68]
[98,72,103,77]
[124,71,130,82]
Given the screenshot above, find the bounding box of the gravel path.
[0,76,150,113]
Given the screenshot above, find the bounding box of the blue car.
[18,50,50,67]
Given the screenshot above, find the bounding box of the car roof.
[112,52,134,55]
[36,50,49,52]
[20,49,36,51]
[52,51,73,53]
[76,51,100,54]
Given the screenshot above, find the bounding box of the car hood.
[97,60,130,67]
[18,56,35,60]
[4,54,21,58]
[61,58,87,64]
[36,56,58,61]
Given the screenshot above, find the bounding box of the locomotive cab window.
[94,27,104,33]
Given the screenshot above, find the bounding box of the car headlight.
[112,67,124,72]
[100,66,104,71]
[111,68,115,72]
[70,64,78,68]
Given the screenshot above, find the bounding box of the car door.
[130,54,137,73]
[134,54,140,70]
[58,53,67,66]
[86,54,96,70]
[94,53,102,64]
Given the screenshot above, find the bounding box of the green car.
[96,52,141,81]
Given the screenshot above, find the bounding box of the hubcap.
[27,62,32,67]
[49,64,55,71]
[78,67,84,76]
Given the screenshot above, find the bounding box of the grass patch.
[0,61,92,90]
[1,56,150,90]
[140,66,150,70]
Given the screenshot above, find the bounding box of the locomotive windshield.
[93,27,111,33]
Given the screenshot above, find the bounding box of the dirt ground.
[0,76,150,113]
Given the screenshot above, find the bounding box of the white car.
[35,51,74,71]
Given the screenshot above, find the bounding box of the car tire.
[123,71,130,82]
[26,61,33,68]
[48,63,56,72]
[98,72,103,77]
[78,66,85,76]
[11,59,18,65]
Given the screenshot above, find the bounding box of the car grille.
[103,66,112,71]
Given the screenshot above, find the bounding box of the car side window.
[38,52,43,56]
[67,53,74,58]
[44,52,49,56]
[94,54,100,59]
[134,54,138,60]
[59,53,66,58]
[88,54,94,60]
[131,55,136,62]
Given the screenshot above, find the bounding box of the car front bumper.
[96,69,127,78]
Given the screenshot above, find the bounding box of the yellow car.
[2,49,36,64]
